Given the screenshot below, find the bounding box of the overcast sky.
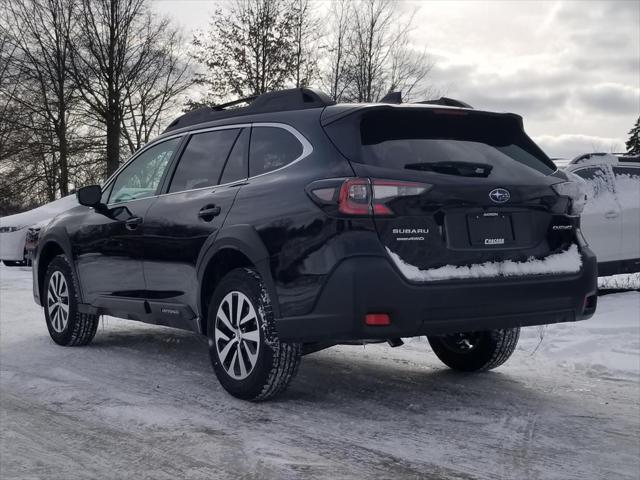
[153,0,639,159]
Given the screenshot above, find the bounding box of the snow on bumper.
[386,244,582,282]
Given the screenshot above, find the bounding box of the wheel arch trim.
[34,231,83,305]
[196,224,279,333]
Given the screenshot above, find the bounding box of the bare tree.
[322,0,433,103]
[386,16,434,100]
[70,0,167,176]
[2,0,79,197]
[0,28,23,164]
[190,0,298,105]
[120,17,191,154]
[320,0,352,101]
[290,0,321,88]
[348,0,393,102]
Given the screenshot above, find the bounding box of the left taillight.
[552,173,589,216]
[307,178,431,216]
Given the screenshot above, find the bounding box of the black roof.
[163,88,475,134]
[163,88,335,133]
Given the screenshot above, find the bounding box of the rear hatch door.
[323,106,571,270]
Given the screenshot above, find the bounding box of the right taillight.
[308,177,431,216]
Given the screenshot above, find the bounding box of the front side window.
[109,138,180,204]
[168,129,240,193]
[249,126,303,176]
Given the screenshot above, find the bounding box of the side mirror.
[77,185,103,208]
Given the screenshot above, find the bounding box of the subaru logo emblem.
[489,188,510,203]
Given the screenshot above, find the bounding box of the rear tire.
[427,328,520,372]
[44,255,99,346]
[207,268,302,401]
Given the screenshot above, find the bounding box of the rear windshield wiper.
[404,161,493,177]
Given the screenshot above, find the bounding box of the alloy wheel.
[214,291,261,380]
[47,271,69,333]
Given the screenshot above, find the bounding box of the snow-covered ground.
[1,265,638,479]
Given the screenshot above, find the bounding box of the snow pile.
[519,291,640,380]
[387,244,582,281]
[599,273,640,290]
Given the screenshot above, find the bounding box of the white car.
[0,195,77,266]
[561,153,640,276]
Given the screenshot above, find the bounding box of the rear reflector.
[583,294,597,314]
[365,313,391,326]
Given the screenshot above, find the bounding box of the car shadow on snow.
[77,325,555,413]
[10,314,555,414]
[288,350,545,409]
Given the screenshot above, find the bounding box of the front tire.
[44,255,99,346]
[427,328,520,372]
[207,268,302,401]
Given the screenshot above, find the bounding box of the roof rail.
[164,87,336,133]
[415,97,473,109]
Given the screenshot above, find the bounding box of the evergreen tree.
[626,116,640,155]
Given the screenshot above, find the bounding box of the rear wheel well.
[200,248,253,336]
[38,242,65,299]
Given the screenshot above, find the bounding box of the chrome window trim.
[103,122,313,205]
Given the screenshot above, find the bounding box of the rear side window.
[169,129,240,193]
[325,109,556,176]
[249,126,303,176]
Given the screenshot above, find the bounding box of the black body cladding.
[33,88,597,345]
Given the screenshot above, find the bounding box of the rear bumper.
[275,248,598,342]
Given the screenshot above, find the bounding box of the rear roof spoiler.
[378,91,473,109]
[415,97,473,109]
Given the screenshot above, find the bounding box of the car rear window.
[325,108,556,176]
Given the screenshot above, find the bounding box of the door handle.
[604,211,619,219]
[125,216,143,230]
[198,205,221,221]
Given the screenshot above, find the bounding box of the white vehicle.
[561,153,640,276]
[0,195,77,266]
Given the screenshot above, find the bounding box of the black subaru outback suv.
[32,88,597,400]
